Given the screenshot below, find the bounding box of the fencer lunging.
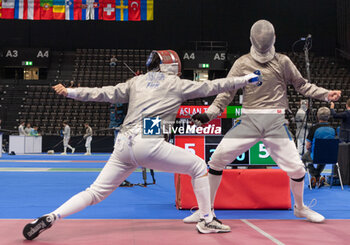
[23,49,261,240]
[185,20,341,224]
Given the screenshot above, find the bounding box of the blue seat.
[308,138,344,190]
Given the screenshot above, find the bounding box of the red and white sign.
[175,135,205,159]
[177,105,226,119]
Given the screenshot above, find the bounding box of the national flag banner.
[73,0,82,20]
[65,0,81,20]
[80,0,89,20]
[129,0,153,21]
[40,0,54,20]
[128,0,140,21]
[53,0,65,20]
[1,0,15,19]
[14,0,41,20]
[90,0,102,20]
[143,0,153,21]
[115,0,128,21]
[102,0,115,21]
[0,0,153,21]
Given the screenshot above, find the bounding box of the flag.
[128,0,140,21]
[115,0,128,21]
[0,0,2,19]
[2,0,15,19]
[81,0,89,20]
[53,0,65,20]
[14,0,41,20]
[41,0,53,20]
[102,0,115,21]
[141,0,153,21]
[65,0,81,20]
[90,0,102,20]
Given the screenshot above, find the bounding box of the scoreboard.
[0,48,50,68]
[174,105,277,166]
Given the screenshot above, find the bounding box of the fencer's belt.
[241,108,285,115]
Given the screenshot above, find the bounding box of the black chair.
[309,138,344,190]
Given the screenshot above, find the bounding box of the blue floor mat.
[0,154,349,220]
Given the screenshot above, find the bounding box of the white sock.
[192,176,213,223]
[209,173,223,208]
[290,179,304,209]
[52,191,93,219]
[68,145,73,150]
[63,147,67,153]
[86,147,89,153]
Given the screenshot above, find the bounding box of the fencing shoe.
[196,217,231,234]
[23,214,56,240]
[183,209,216,223]
[294,205,325,223]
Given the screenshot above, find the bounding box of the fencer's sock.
[208,172,223,208]
[52,190,93,219]
[192,176,213,223]
[61,147,67,155]
[290,179,304,208]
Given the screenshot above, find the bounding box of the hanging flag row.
[0,0,153,21]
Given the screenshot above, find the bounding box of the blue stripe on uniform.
[283,124,293,141]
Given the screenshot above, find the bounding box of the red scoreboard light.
[174,135,205,159]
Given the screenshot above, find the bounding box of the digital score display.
[174,106,277,166]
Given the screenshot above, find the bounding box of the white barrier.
[9,136,42,154]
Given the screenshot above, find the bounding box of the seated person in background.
[302,107,335,188]
[30,126,40,136]
[24,123,33,136]
[69,80,75,88]
[330,100,350,143]
[110,55,117,66]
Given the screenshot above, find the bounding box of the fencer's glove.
[245,70,262,86]
[191,113,210,126]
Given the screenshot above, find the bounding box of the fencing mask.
[146,50,182,76]
[250,20,276,63]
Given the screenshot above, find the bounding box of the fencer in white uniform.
[185,20,341,224]
[84,123,93,155]
[61,121,75,155]
[18,122,26,136]
[23,50,261,240]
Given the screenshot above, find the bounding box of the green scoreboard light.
[22,61,33,66]
[199,63,210,68]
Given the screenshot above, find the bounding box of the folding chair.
[308,138,344,190]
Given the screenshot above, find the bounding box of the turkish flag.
[102,0,116,21]
[128,0,140,21]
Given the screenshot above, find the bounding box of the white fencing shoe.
[183,209,216,223]
[294,205,325,223]
[196,217,231,234]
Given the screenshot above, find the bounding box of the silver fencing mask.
[250,20,276,63]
